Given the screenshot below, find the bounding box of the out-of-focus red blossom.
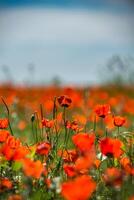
[18,120,26,131]
[94,104,111,118]
[120,157,131,169]
[36,142,51,156]
[120,157,134,175]
[12,146,29,161]
[58,149,78,163]
[73,114,87,126]
[56,112,63,123]
[22,159,43,179]
[66,121,82,132]
[7,194,23,200]
[75,155,94,174]
[74,147,96,174]
[61,175,96,200]
[45,178,51,188]
[104,114,115,129]
[100,137,123,158]
[1,135,25,160]
[2,144,29,161]
[114,116,126,127]
[42,118,54,128]
[0,130,10,142]
[72,133,95,153]
[6,135,21,149]
[102,167,122,187]
[129,196,134,200]
[57,95,72,108]
[42,163,48,176]
[0,118,8,129]
[63,164,76,177]
[0,178,12,192]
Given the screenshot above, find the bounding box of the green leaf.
[12,161,22,171]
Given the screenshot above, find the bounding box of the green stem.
[1,96,14,136]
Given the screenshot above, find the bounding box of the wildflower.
[94,104,110,118]
[12,146,29,161]
[104,114,115,129]
[57,95,72,108]
[102,167,122,188]
[129,196,134,200]
[66,121,81,132]
[0,130,10,143]
[0,118,8,129]
[18,120,26,130]
[36,142,51,156]
[58,149,78,163]
[45,178,51,188]
[100,137,123,158]
[63,164,76,177]
[120,157,133,175]
[72,133,95,153]
[2,144,29,161]
[73,114,87,126]
[114,116,126,127]
[75,155,93,174]
[6,135,21,149]
[22,159,43,179]
[7,194,23,200]
[61,175,96,200]
[42,118,54,128]
[0,178,12,192]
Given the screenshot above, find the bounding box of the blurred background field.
[0,0,134,142]
[0,2,134,200]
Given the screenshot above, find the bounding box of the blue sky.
[0,0,134,9]
[0,0,134,84]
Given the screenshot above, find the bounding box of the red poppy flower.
[72,133,95,153]
[42,118,54,128]
[75,154,95,174]
[0,118,8,129]
[100,137,123,158]
[12,146,29,161]
[36,142,51,156]
[102,167,122,187]
[57,95,72,108]
[2,144,29,161]
[22,159,43,179]
[94,104,111,118]
[129,196,134,200]
[114,116,126,127]
[61,175,96,200]
[0,178,12,191]
[6,135,21,149]
[7,194,23,200]
[0,130,10,143]
[58,149,78,162]
[63,164,76,177]
[66,121,80,132]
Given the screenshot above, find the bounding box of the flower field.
[0,84,134,200]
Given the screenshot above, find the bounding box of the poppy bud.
[31,114,35,122]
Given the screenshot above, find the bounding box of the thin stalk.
[1,96,14,135]
[40,104,44,140]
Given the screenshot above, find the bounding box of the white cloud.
[0,7,134,84]
[0,7,133,46]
